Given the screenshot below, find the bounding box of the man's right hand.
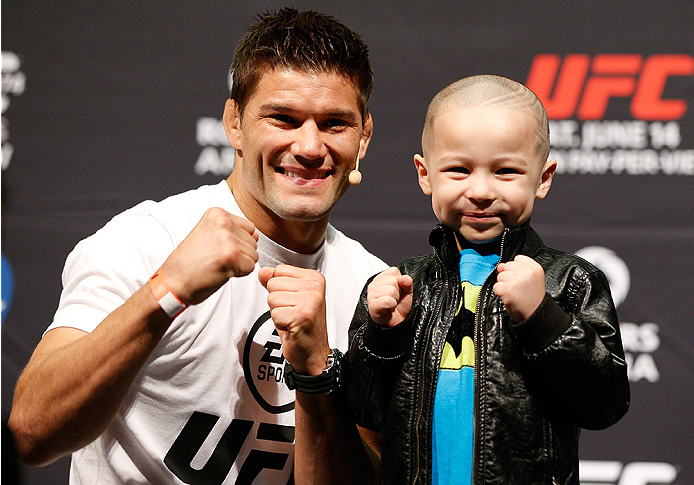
[367,267,413,327]
[8,208,259,466]
[158,207,259,306]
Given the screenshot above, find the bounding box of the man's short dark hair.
[230,8,373,123]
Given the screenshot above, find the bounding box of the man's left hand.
[258,264,330,376]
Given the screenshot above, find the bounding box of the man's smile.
[276,166,332,180]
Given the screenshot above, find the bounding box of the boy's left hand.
[493,255,546,323]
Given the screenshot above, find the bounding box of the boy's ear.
[536,159,557,199]
[414,154,432,195]
[223,99,242,149]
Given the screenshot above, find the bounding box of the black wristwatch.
[284,348,343,394]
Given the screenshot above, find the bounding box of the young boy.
[345,75,630,485]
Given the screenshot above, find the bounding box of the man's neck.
[226,178,328,255]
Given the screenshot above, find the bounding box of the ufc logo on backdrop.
[526,54,694,120]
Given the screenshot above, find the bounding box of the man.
[9,8,385,484]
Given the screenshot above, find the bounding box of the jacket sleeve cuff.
[363,312,413,359]
[510,293,572,355]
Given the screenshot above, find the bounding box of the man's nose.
[293,121,328,161]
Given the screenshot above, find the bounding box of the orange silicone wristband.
[148,269,187,318]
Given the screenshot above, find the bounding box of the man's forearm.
[293,391,380,485]
[8,285,172,466]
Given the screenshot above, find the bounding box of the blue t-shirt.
[431,245,499,485]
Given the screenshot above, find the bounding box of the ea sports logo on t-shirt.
[242,310,295,414]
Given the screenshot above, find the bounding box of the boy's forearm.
[512,282,629,428]
[509,293,572,354]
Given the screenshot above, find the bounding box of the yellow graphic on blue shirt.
[439,281,479,370]
[432,248,499,485]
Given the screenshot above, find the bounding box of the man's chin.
[275,188,346,218]
[272,203,333,224]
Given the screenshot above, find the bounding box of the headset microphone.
[349,153,362,186]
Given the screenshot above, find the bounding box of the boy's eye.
[496,167,520,175]
[447,167,470,174]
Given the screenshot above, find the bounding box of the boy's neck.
[456,235,501,255]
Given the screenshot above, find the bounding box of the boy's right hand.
[367,267,414,327]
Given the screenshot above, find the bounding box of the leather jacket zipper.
[472,229,508,485]
[412,259,452,484]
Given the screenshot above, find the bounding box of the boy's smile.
[415,105,556,248]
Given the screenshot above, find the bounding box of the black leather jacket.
[346,223,630,485]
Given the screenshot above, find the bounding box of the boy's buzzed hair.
[230,7,373,123]
[422,74,550,162]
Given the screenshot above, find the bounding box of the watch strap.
[284,348,343,394]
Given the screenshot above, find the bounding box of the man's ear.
[223,99,242,149]
[536,159,557,199]
[359,112,374,158]
[414,154,432,195]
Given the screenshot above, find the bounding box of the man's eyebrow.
[258,103,293,115]
[325,109,360,121]
[257,103,359,122]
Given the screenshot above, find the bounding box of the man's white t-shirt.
[47,181,387,484]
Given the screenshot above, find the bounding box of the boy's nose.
[293,121,328,161]
[466,174,495,202]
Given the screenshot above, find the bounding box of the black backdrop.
[2,1,693,484]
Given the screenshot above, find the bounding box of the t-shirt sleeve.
[333,229,388,281]
[46,204,177,335]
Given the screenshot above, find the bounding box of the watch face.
[284,366,296,390]
[325,351,335,370]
